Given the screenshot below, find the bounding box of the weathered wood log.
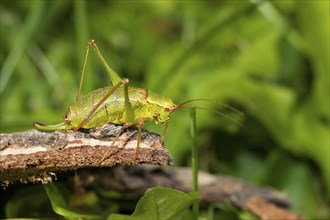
[0,124,172,186]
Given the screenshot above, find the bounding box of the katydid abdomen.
[69,86,148,128]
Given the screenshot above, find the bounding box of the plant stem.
[190,108,199,219]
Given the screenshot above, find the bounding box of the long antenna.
[174,105,243,126]
[177,98,244,115]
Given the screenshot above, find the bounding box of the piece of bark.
[72,166,303,220]
[0,124,173,187]
[245,196,304,220]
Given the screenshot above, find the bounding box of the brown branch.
[0,124,173,187]
[73,166,304,220]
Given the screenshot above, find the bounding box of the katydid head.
[153,107,172,124]
[164,98,244,126]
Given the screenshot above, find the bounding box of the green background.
[1,1,329,219]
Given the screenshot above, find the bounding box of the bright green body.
[34,85,177,132]
[67,86,176,129]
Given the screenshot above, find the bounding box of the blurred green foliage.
[0,0,329,219]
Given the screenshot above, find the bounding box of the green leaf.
[108,187,198,220]
[44,182,102,220]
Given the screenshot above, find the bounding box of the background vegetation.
[0,0,329,219]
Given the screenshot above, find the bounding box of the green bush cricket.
[33,39,242,161]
